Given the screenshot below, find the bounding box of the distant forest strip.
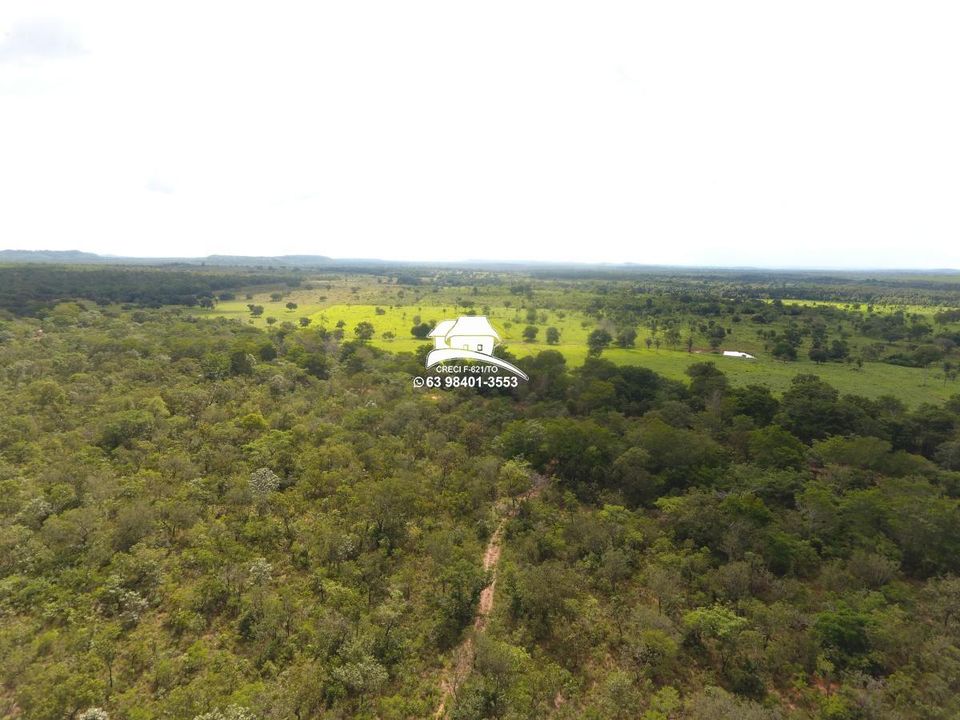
[527,270,960,305]
[0,265,301,316]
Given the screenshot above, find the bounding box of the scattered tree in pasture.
[354,321,375,340]
[772,340,797,361]
[809,344,829,364]
[587,328,613,357]
[411,322,432,338]
[616,328,637,348]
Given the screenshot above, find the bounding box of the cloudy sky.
[1,2,958,267]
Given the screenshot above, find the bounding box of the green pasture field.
[194,285,959,405]
[607,347,954,404]
[774,298,959,317]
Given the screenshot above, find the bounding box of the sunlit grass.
[193,289,960,406]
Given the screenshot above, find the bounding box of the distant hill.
[0,249,106,263]
[202,254,332,267]
[0,250,332,268]
[2,249,958,276]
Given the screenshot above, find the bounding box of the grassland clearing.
[190,273,960,406]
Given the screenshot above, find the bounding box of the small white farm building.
[722,350,756,359]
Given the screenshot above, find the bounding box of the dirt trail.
[432,476,547,719]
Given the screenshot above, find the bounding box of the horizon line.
[1,248,958,273]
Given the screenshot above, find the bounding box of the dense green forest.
[2,269,960,719]
[0,266,301,317]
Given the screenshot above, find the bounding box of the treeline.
[519,268,960,305]
[0,266,301,316]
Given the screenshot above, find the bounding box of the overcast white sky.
[1,2,958,267]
